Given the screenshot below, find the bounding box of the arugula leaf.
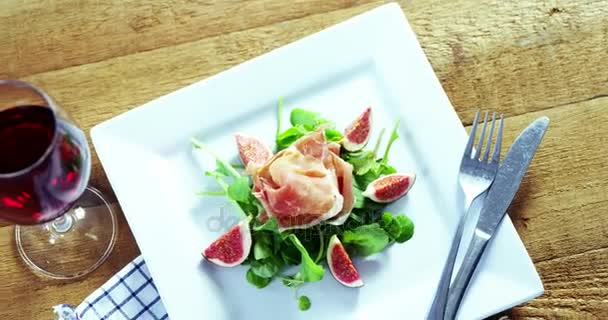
[355,164,382,188]
[227,177,251,203]
[381,119,400,165]
[281,276,304,288]
[276,126,309,150]
[314,227,325,263]
[287,234,324,282]
[204,171,223,178]
[254,241,272,260]
[353,186,365,209]
[191,138,240,178]
[215,159,235,177]
[290,108,321,126]
[253,233,273,260]
[394,214,414,243]
[298,296,311,311]
[230,163,245,169]
[372,127,386,156]
[379,212,415,243]
[348,212,364,224]
[278,108,342,150]
[246,268,271,288]
[196,190,226,196]
[250,257,281,278]
[354,159,398,189]
[276,97,284,144]
[345,151,376,175]
[380,211,394,228]
[324,128,343,142]
[253,217,280,234]
[280,240,301,266]
[342,224,390,256]
[381,163,397,175]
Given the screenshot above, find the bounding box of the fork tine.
[491,114,505,163]
[482,112,497,161]
[464,110,480,159]
[473,111,489,159]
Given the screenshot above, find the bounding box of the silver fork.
[427,110,504,320]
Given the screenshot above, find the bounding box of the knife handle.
[443,230,490,320]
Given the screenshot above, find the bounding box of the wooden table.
[1,1,607,319]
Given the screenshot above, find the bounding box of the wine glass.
[0,79,117,279]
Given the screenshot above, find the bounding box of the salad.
[192,101,416,311]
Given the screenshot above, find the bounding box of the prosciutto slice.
[252,130,354,230]
[326,151,355,225]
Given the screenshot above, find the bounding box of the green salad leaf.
[288,234,325,282]
[276,97,284,142]
[276,108,342,151]
[196,190,226,196]
[192,138,240,178]
[381,119,400,165]
[253,233,273,260]
[324,128,343,142]
[246,268,271,289]
[281,276,304,288]
[352,185,366,209]
[253,217,280,233]
[194,103,415,312]
[380,212,415,243]
[298,295,311,311]
[342,224,390,256]
[290,108,322,127]
[276,126,309,150]
[344,150,376,175]
[227,177,252,203]
[250,258,281,278]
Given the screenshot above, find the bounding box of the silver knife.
[443,116,550,320]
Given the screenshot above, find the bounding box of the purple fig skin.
[342,107,372,152]
[327,235,364,288]
[235,133,272,168]
[362,173,416,203]
[202,219,252,267]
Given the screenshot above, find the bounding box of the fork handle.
[443,231,490,320]
[426,201,475,320]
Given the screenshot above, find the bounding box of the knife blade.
[444,116,550,320]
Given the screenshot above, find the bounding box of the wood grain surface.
[1,0,607,319]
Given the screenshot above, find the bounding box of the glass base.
[15,187,117,280]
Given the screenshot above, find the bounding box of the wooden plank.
[18,2,385,200]
[402,0,608,123]
[1,1,607,318]
[492,97,608,262]
[0,82,604,320]
[511,247,608,319]
[0,0,374,78]
[0,204,139,319]
[8,1,604,199]
[4,0,607,123]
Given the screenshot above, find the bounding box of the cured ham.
[250,130,355,230]
[326,152,355,225]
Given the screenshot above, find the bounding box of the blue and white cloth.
[59,256,169,320]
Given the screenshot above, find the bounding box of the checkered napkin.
[67,256,169,320]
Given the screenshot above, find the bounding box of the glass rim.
[0,79,59,179]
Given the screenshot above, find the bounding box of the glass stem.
[51,214,74,233]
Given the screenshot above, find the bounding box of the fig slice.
[235,133,272,168]
[342,106,372,152]
[362,173,416,203]
[202,219,251,267]
[327,235,363,288]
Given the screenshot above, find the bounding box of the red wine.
[0,105,90,224]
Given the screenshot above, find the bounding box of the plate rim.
[91,3,543,319]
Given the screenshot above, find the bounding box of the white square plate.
[91,3,543,319]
